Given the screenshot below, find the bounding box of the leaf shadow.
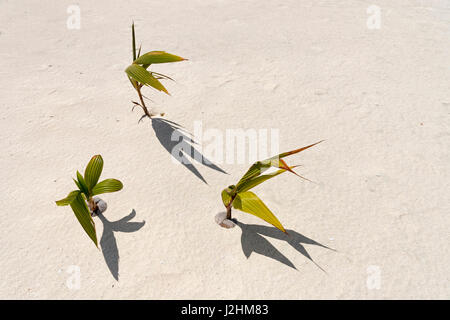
[234,220,336,272]
[150,117,227,184]
[97,209,145,280]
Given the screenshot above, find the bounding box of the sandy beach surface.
[1,0,449,299]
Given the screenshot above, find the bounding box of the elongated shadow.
[150,118,227,184]
[97,209,145,280]
[235,220,335,272]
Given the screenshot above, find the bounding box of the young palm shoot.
[125,22,187,121]
[55,155,123,247]
[218,141,323,233]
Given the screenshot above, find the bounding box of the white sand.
[1,0,449,299]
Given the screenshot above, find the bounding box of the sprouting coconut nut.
[94,197,107,212]
[90,197,107,216]
[215,212,236,229]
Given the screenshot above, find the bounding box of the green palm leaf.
[233,191,286,233]
[236,141,323,188]
[69,193,98,247]
[125,64,169,94]
[236,161,266,188]
[134,51,186,65]
[92,179,123,196]
[76,171,89,196]
[84,155,103,191]
[221,188,233,207]
[272,140,324,160]
[236,166,300,193]
[132,22,136,61]
[55,190,80,206]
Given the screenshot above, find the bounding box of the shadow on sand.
[97,209,145,280]
[150,117,227,184]
[235,220,335,272]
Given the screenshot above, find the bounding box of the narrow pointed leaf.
[125,64,169,94]
[236,161,265,187]
[69,193,98,247]
[134,51,186,65]
[73,178,82,191]
[236,166,300,193]
[236,141,323,187]
[76,171,89,196]
[132,22,136,61]
[233,191,286,233]
[151,71,174,81]
[55,190,80,206]
[268,140,324,161]
[84,155,103,191]
[137,44,142,58]
[92,179,123,196]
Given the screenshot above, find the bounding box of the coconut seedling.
[55,155,123,247]
[217,141,323,233]
[125,22,187,120]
